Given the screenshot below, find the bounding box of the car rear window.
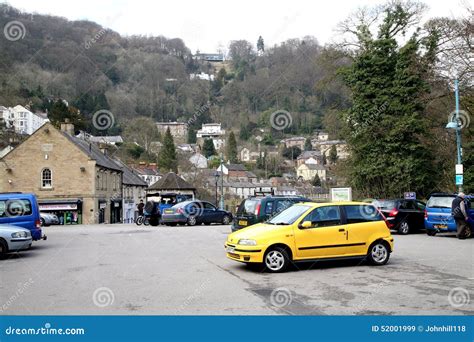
[426,196,455,209]
[238,199,261,215]
[0,199,33,217]
[373,200,397,210]
[344,205,383,223]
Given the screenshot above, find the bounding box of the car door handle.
[339,228,345,232]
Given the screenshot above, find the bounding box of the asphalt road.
[0,224,472,315]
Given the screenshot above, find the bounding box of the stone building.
[0,122,123,224]
[156,122,188,143]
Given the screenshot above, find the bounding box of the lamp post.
[213,171,219,207]
[445,79,463,192]
[220,153,224,210]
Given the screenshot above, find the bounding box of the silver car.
[0,224,32,257]
[40,213,59,226]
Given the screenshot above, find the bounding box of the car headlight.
[11,231,28,238]
[238,239,257,246]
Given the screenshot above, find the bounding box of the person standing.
[137,200,144,216]
[452,192,471,239]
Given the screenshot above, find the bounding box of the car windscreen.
[237,199,260,216]
[373,200,397,210]
[268,205,312,225]
[426,196,455,209]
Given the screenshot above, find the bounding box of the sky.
[2,0,469,53]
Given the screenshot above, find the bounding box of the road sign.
[404,192,416,200]
[455,164,463,174]
[455,175,463,185]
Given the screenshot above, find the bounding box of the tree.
[226,131,238,163]
[340,3,438,198]
[282,146,302,160]
[257,36,265,54]
[328,145,338,164]
[304,137,312,151]
[122,117,161,153]
[158,128,177,172]
[187,128,197,144]
[312,174,322,187]
[202,138,216,158]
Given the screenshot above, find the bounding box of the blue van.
[424,193,473,236]
[0,193,45,241]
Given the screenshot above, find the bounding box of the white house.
[189,153,208,169]
[196,123,226,150]
[2,105,49,135]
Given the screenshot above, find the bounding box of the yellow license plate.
[164,209,173,214]
[238,220,247,226]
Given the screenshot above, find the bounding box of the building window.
[41,168,52,188]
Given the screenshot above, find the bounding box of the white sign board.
[39,203,77,211]
[330,187,352,202]
[455,164,463,175]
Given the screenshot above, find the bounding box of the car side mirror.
[299,221,312,229]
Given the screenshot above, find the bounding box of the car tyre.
[187,216,197,226]
[40,218,45,227]
[264,246,290,273]
[398,221,410,235]
[367,241,390,266]
[426,229,437,236]
[222,215,231,225]
[149,217,159,226]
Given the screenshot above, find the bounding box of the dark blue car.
[161,200,233,226]
[0,192,45,241]
[424,193,473,236]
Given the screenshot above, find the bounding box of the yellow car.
[225,202,394,272]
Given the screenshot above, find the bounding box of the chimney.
[98,142,108,155]
[60,119,74,136]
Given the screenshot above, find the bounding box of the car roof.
[296,201,371,207]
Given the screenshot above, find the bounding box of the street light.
[445,79,463,192]
[219,153,224,210]
[213,171,219,207]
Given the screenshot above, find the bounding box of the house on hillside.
[216,163,257,183]
[156,122,188,143]
[296,150,323,166]
[196,123,226,150]
[0,122,124,224]
[189,153,207,169]
[280,136,306,150]
[132,162,162,186]
[1,105,49,135]
[296,164,327,182]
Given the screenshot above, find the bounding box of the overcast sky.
[3,0,468,53]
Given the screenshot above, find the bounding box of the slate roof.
[113,158,147,186]
[60,130,122,171]
[225,164,247,171]
[148,172,196,190]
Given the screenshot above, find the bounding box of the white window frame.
[41,168,52,189]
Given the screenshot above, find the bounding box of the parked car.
[0,224,32,257]
[424,193,474,236]
[0,192,45,241]
[161,200,233,226]
[225,201,394,272]
[40,212,59,226]
[143,194,193,226]
[232,196,310,232]
[372,199,426,234]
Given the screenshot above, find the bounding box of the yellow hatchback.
[225,202,394,272]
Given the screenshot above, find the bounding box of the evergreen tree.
[226,131,238,163]
[311,174,322,187]
[187,128,197,144]
[202,138,216,158]
[158,128,177,172]
[341,6,437,198]
[329,145,338,164]
[257,36,265,54]
[304,137,312,151]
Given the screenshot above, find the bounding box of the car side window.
[344,205,382,224]
[0,200,5,217]
[415,201,426,210]
[301,206,341,228]
[204,202,216,210]
[400,200,415,210]
[264,201,274,215]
